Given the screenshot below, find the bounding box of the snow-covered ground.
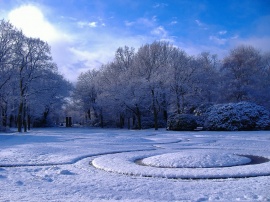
[0,127,269,201]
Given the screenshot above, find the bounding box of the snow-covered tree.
[220,45,264,102]
[28,70,72,127]
[0,19,71,132]
[72,41,270,130]
[195,52,220,103]
[134,41,172,130]
[12,35,56,132]
[0,20,18,130]
[167,47,197,114]
[73,69,99,124]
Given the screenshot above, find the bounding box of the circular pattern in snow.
[140,151,251,168]
[92,149,270,179]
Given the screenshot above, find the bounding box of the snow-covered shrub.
[193,103,214,126]
[204,102,270,131]
[167,114,199,131]
[193,103,214,116]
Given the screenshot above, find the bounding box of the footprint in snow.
[16,181,24,186]
[0,175,6,179]
[42,175,53,182]
[59,170,76,175]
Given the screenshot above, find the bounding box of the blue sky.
[0,0,269,82]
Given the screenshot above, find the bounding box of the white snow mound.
[141,151,251,168]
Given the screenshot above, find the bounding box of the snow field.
[0,128,270,201]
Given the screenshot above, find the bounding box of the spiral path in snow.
[92,149,270,179]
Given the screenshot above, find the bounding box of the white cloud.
[219,30,227,35]
[124,20,135,26]
[7,5,79,81]
[232,36,270,53]
[4,4,178,82]
[77,21,88,28]
[137,17,155,27]
[195,19,208,30]
[151,26,167,38]
[195,19,203,27]
[153,3,168,8]
[77,21,100,28]
[231,35,239,39]
[125,17,157,28]
[209,35,227,45]
[170,21,178,25]
[89,22,97,27]
[174,40,226,58]
[8,5,69,43]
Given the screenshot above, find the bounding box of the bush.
[167,114,199,131]
[204,102,270,131]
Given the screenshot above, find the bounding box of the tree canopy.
[72,41,270,130]
[0,19,72,132]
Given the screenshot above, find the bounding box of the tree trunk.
[27,115,31,130]
[153,106,158,130]
[135,105,141,129]
[100,109,104,128]
[128,117,130,129]
[119,114,124,128]
[66,117,69,127]
[163,109,168,123]
[1,105,7,128]
[151,89,158,130]
[23,104,27,132]
[87,109,91,120]
[9,115,14,128]
[17,102,23,132]
[176,94,181,114]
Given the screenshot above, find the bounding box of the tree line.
[0,19,72,132]
[2,19,270,132]
[72,41,270,130]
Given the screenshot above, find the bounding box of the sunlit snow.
[0,128,269,201]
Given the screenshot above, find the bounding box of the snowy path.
[0,128,270,201]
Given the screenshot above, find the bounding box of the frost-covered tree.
[28,70,72,127]
[0,20,18,130]
[167,47,197,114]
[12,35,56,132]
[0,20,16,90]
[134,41,172,130]
[256,52,270,109]
[72,41,270,130]
[73,70,99,124]
[220,45,264,102]
[0,19,71,132]
[195,52,220,103]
